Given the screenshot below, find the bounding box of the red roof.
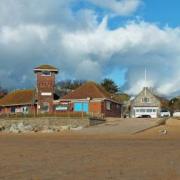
[62,82,112,100]
[0,89,35,107]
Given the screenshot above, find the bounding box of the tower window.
[41,71,51,76]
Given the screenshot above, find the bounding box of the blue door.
[83,103,88,112]
[74,102,89,112]
[74,102,82,112]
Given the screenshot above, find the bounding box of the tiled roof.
[62,82,112,100]
[34,64,58,72]
[0,89,35,107]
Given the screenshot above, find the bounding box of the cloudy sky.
[0,0,180,97]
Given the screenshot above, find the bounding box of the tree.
[160,98,170,110]
[70,80,86,90]
[113,93,130,102]
[101,78,119,94]
[169,98,180,112]
[56,80,86,90]
[55,80,86,98]
[0,86,8,98]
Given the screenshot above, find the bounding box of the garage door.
[74,102,89,112]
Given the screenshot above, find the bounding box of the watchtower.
[34,64,58,113]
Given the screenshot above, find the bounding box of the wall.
[89,102,102,114]
[54,100,122,117]
[36,72,56,113]
[0,117,90,130]
[131,88,161,117]
[102,100,122,117]
[0,105,36,115]
[132,88,161,108]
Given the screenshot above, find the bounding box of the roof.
[0,89,35,107]
[62,82,112,100]
[145,88,169,103]
[34,64,58,73]
[131,87,161,107]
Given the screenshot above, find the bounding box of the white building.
[131,87,161,118]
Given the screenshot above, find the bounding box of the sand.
[0,122,180,180]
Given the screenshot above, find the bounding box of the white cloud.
[0,25,49,44]
[75,59,102,80]
[89,0,142,15]
[0,0,179,97]
[61,19,180,96]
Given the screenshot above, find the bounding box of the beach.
[0,121,180,180]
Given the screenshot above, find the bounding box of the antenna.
[145,68,147,86]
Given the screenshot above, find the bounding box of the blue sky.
[141,0,180,27]
[73,0,180,28]
[0,0,179,96]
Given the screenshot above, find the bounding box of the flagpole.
[145,68,147,96]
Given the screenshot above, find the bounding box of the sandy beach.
[1,121,180,180]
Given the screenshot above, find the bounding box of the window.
[55,105,68,111]
[116,104,120,109]
[22,106,29,114]
[136,109,140,112]
[41,102,49,112]
[11,107,15,113]
[106,101,111,110]
[41,71,51,76]
[142,97,150,103]
[140,109,146,112]
[147,109,152,113]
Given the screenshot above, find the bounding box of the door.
[74,102,89,112]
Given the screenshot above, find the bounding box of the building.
[0,89,36,115]
[0,64,58,115]
[131,87,161,118]
[57,82,122,117]
[0,65,121,117]
[34,64,58,114]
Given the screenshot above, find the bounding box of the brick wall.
[36,72,56,113]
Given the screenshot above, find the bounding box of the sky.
[0,0,180,97]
